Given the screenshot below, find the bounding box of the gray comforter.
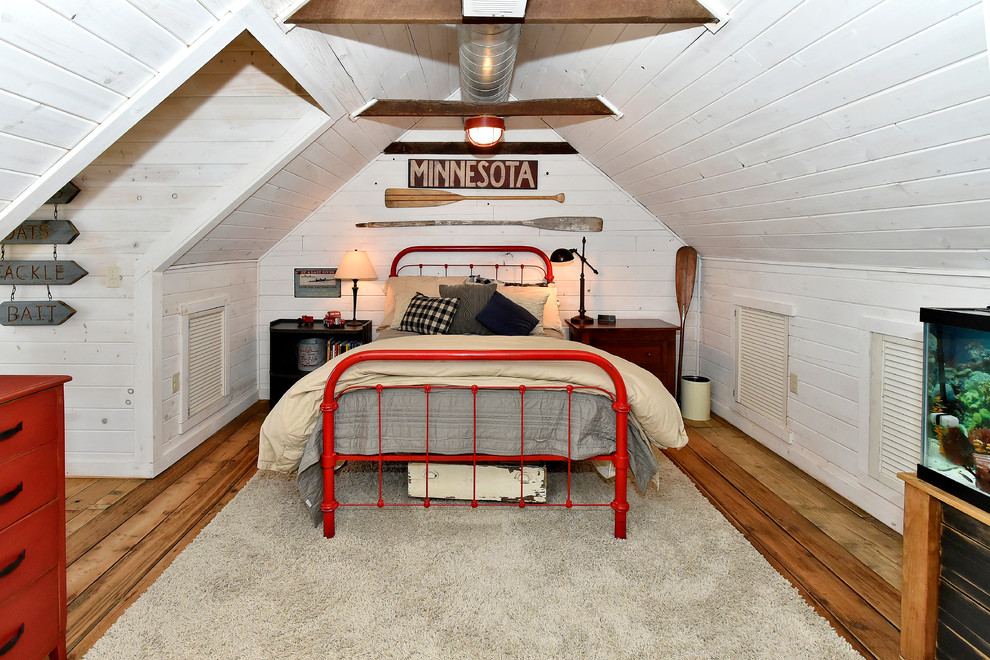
[295,387,659,525]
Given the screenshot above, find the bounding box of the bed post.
[320,399,339,538]
[612,401,631,539]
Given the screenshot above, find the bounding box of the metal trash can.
[296,338,327,372]
[680,375,711,421]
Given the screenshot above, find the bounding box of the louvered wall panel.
[186,307,225,419]
[735,307,788,426]
[873,334,924,484]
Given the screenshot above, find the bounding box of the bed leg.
[614,510,627,539]
[612,400,631,540]
[612,456,629,540]
[613,498,629,539]
[321,450,338,538]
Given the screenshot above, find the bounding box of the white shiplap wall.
[536,0,990,272]
[507,0,990,529]
[161,262,258,467]
[701,259,990,530]
[174,112,417,265]
[1,34,314,476]
[313,23,458,103]
[1,199,137,474]
[0,0,231,210]
[257,121,692,398]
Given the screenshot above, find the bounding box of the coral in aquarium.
[970,427,990,454]
[976,461,990,494]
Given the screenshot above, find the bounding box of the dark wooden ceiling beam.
[357,98,616,117]
[525,0,716,23]
[287,0,717,25]
[383,142,578,155]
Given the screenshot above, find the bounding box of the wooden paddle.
[356,217,602,232]
[675,246,699,400]
[385,188,565,208]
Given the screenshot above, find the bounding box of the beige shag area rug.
[84,457,861,660]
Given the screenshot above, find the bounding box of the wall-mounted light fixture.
[464,115,505,148]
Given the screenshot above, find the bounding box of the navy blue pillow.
[475,291,539,336]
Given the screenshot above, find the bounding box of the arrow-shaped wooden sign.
[1,300,76,326]
[2,219,79,244]
[0,261,88,285]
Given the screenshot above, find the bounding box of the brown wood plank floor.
[64,406,902,659]
[666,418,902,660]
[64,401,265,659]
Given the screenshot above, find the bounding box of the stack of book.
[328,339,360,359]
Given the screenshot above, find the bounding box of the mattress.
[258,333,689,522]
[293,386,661,524]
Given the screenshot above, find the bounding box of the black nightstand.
[268,319,372,405]
[565,318,679,394]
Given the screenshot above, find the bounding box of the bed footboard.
[319,349,631,539]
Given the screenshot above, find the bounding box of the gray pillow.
[439,282,496,335]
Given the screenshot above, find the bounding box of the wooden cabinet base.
[565,319,679,394]
[899,472,990,660]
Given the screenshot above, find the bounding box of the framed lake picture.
[294,267,341,298]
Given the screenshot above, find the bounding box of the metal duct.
[457,23,521,103]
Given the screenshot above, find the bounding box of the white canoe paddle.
[356,217,603,232]
[385,188,565,208]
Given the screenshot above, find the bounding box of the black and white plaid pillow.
[398,292,459,335]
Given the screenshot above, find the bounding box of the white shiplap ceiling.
[1,0,988,271]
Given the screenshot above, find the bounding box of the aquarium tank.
[921,307,990,513]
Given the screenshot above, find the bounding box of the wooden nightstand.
[565,319,679,393]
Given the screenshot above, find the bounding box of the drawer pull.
[0,483,22,506]
[0,422,22,442]
[0,550,25,578]
[0,624,23,656]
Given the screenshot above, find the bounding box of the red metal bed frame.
[389,244,556,282]
[318,246,631,539]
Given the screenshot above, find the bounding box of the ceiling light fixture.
[464,115,505,148]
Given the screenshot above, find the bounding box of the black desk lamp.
[551,236,599,324]
[334,250,378,326]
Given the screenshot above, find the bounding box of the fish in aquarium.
[926,322,990,495]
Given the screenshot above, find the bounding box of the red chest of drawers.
[0,376,70,660]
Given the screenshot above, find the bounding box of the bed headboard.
[388,245,555,283]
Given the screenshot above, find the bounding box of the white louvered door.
[735,306,789,428]
[182,305,227,428]
[869,333,924,488]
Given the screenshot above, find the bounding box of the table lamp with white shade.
[334,250,377,326]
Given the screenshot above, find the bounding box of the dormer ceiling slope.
[2,0,988,272]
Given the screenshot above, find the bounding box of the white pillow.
[380,275,466,329]
[542,283,562,333]
[498,285,552,335]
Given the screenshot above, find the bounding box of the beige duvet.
[258,334,688,473]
